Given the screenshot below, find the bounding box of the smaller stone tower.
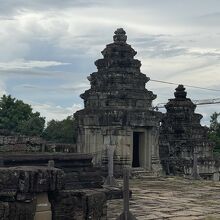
[75,28,162,174]
[159,85,215,178]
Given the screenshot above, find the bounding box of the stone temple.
[75,28,162,174]
[159,85,217,179]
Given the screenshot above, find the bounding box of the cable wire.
[150,79,220,92]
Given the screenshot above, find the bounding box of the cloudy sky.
[0,0,219,125]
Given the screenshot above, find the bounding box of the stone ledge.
[0,166,64,193]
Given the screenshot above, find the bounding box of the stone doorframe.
[131,128,152,170]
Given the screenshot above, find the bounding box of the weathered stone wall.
[45,143,76,153]
[0,129,76,153]
[0,134,45,153]
[0,200,36,220]
[49,190,107,220]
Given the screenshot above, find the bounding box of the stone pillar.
[213,172,220,181]
[104,145,118,187]
[191,149,201,180]
[117,167,137,220]
[151,127,162,175]
[143,129,152,170]
[48,160,54,168]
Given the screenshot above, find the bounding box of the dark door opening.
[132,132,140,167]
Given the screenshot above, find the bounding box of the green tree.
[43,115,77,143]
[209,112,220,153]
[0,94,45,136]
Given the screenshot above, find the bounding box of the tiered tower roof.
[161,85,210,144]
[80,28,156,110]
[165,85,201,122]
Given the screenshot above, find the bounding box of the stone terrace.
[107,177,220,219]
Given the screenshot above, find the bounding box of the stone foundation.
[0,154,122,219]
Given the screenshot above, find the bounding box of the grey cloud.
[0,16,15,20]
[0,0,219,125]
[0,0,102,16]
[188,50,220,59]
[28,101,82,121]
[16,83,89,93]
[166,61,218,79]
[0,60,69,71]
[133,34,220,61]
[149,45,187,58]
[1,69,95,92]
[132,36,187,58]
[193,12,220,26]
[0,68,70,77]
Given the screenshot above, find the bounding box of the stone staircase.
[130,167,160,181]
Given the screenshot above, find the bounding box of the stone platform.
[0,153,122,219]
[107,177,220,219]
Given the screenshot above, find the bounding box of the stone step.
[130,167,154,179]
[139,175,161,181]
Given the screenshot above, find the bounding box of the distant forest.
[0,94,220,151]
[209,112,220,154]
[0,95,77,143]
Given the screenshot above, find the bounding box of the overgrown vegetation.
[43,116,77,143]
[0,95,45,136]
[208,112,220,154]
[0,95,77,143]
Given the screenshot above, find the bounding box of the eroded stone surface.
[0,166,64,193]
[107,177,220,219]
[159,85,216,179]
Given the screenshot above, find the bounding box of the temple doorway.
[132,132,145,167]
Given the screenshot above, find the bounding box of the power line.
[150,79,220,92]
[155,98,220,109]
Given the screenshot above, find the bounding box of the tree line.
[1,94,220,150]
[208,112,220,154]
[0,95,77,143]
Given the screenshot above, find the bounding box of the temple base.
[103,176,119,187]
[116,211,138,220]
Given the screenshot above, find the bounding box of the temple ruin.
[75,28,162,174]
[1,27,220,219]
[159,85,218,179]
[0,153,122,219]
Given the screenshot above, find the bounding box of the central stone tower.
[75,28,162,174]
